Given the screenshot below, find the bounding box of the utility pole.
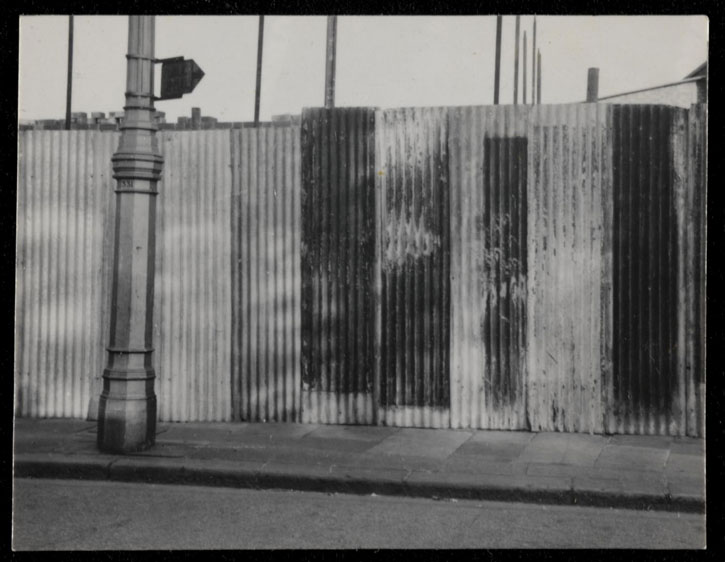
[65,15,74,130]
[513,15,520,105]
[586,67,599,102]
[532,16,537,105]
[537,49,542,104]
[254,15,265,125]
[324,15,337,108]
[97,15,163,453]
[494,15,502,105]
[523,31,527,105]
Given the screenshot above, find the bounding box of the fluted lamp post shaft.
[97,15,163,453]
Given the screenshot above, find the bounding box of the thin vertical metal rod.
[537,49,542,104]
[513,15,520,105]
[324,15,337,108]
[522,31,527,105]
[586,67,599,102]
[254,15,265,125]
[532,16,537,105]
[494,15,502,105]
[65,15,74,130]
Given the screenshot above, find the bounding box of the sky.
[18,15,708,123]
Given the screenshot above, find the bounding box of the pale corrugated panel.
[15,130,118,419]
[448,105,529,430]
[154,130,233,422]
[301,108,376,425]
[527,104,608,434]
[232,125,302,422]
[375,107,450,429]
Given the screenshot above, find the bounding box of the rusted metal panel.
[15,130,118,419]
[231,125,302,422]
[301,108,376,424]
[608,105,686,435]
[448,106,528,430]
[527,104,608,434]
[686,103,706,437]
[154,130,233,422]
[375,107,450,428]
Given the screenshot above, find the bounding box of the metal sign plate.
[158,57,205,101]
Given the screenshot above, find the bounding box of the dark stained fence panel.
[300,108,376,425]
[375,107,451,428]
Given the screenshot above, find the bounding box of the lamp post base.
[97,372,157,453]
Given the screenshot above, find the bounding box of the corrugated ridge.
[155,130,233,422]
[376,107,450,429]
[448,105,529,430]
[15,130,117,419]
[231,125,302,422]
[301,108,376,425]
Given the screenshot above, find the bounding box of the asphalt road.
[12,478,705,550]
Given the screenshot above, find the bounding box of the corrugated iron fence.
[15,103,706,436]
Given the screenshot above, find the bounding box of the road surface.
[12,478,705,549]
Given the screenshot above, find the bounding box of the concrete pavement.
[13,418,705,512]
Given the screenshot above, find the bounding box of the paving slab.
[465,430,536,446]
[518,435,570,464]
[365,428,473,459]
[442,456,528,476]
[293,436,381,454]
[162,422,318,443]
[305,425,400,442]
[454,441,529,461]
[609,434,672,449]
[670,438,705,456]
[665,453,705,474]
[595,445,669,471]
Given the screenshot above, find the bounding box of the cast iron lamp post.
[97,15,162,452]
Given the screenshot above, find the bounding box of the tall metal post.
[522,31,527,105]
[254,15,265,125]
[324,15,337,108]
[532,16,537,105]
[65,15,74,130]
[493,15,502,105]
[586,67,599,102]
[97,15,163,453]
[537,49,542,104]
[513,15,520,105]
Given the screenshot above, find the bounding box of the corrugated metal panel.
[231,125,302,422]
[15,130,118,419]
[300,108,376,425]
[375,107,450,428]
[154,130,233,422]
[685,104,706,437]
[448,106,528,430]
[527,104,608,434]
[607,105,685,435]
